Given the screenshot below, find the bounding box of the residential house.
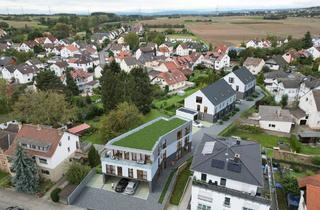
[190,134,270,210]
[246,40,272,49]
[312,37,320,47]
[268,78,301,104]
[257,106,293,133]
[214,44,229,54]
[67,54,99,72]
[307,46,320,60]
[176,43,193,56]
[13,64,39,84]
[60,45,80,58]
[298,174,320,210]
[135,46,155,60]
[70,69,98,95]
[243,57,265,75]
[107,43,130,56]
[1,65,16,82]
[0,123,19,172]
[120,57,141,73]
[150,69,187,91]
[223,67,256,99]
[34,36,58,45]
[18,41,37,52]
[91,33,109,45]
[26,58,45,69]
[4,124,80,182]
[101,116,192,192]
[214,53,230,70]
[265,55,288,71]
[282,49,299,64]
[159,42,174,52]
[299,89,320,130]
[94,64,104,79]
[184,79,236,122]
[0,57,16,75]
[50,61,68,77]
[156,46,171,57]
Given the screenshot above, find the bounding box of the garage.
[176,107,198,121]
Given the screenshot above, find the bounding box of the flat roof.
[178,107,198,115]
[112,118,187,151]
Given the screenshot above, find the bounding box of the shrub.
[281,175,299,195]
[312,156,320,166]
[50,188,61,202]
[234,107,240,112]
[66,163,91,185]
[289,135,301,153]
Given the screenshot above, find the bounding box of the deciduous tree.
[35,70,64,92]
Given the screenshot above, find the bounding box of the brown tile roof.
[68,123,90,135]
[243,57,264,67]
[298,174,320,188]
[298,175,320,210]
[5,124,64,158]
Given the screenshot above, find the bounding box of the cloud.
[0,0,319,14]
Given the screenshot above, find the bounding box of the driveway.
[0,189,83,210]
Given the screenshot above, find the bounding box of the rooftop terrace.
[111,117,187,151]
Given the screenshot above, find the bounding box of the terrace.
[110,117,187,151]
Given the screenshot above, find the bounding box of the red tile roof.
[158,70,187,86]
[68,123,90,135]
[71,69,92,79]
[65,45,79,52]
[5,124,64,158]
[298,175,320,210]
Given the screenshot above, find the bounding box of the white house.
[50,61,68,77]
[299,89,320,130]
[258,105,293,133]
[184,79,236,122]
[150,70,187,91]
[176,44,193,56]
[13,64,39,84]
[94,65,104,78]
[60,45,80,58]
[243,57,265,75]
[120,57,141,73]
[190,134,270,210]
[4,124,80,182]
[18,41,36,52]
[307,47,320,60]
[214,53,230,70]
[267,79,301,104]
[101,116,192,192]
[1,66,16,82]
[246,40,272,49]
[223,67,256,99]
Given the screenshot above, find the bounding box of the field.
[140,16,320,46]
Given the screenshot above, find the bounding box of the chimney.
[234,153,240,162]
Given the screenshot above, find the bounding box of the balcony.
[102,156,152,170]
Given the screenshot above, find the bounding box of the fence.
[67,167,96,205]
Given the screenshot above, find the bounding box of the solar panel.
[227,161,242,173]
[202,142,215,155]
[211,159,225,169]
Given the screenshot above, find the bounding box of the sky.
[0,0,319,14]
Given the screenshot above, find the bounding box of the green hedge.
[50,188,61,203]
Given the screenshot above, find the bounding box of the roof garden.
[112,118,187,151]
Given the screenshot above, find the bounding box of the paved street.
[0,189,83,210]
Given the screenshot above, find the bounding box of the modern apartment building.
[101,116,192,191]
[190,134,271,210]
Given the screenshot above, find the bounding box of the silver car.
[124,181,139,195]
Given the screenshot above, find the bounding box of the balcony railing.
[102,156,152,170]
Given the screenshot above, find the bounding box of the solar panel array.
[227,161,242,173]
[211,159,225,169]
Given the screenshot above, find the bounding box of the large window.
[201,173,207,182]
[39,158,47,164]
[124,152,129,160]
[196,96,203,104]
[132,153,137,161]
[229,77,234,83]
[177,130,182,140]
[137,170,147,180]
[197,203,211,210]
[128,168,133,178]
[106,165,115,175]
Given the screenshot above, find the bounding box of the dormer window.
[229,77,234,83]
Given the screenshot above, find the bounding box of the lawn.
[112,118,187,150]
[170,161,192,205]
[220,124,290,148]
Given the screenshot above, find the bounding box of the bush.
[50,188,61,203]
[281,175,299,195]
[312,156,320,166]
[239,125,261,134]
[66,163,91,185]
[289,136,301,153]
[234,107,240,112]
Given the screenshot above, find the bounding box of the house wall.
[299,92,320,129]
[259,120,292,133]
[50,64,64,77]
[190,185,270,210]
[244,61,265,75]
[184,91,216,115]
[13,70,34,84]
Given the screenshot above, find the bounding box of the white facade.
[1,67,14,81]
[259,120,292,133]
[176,45,191,56]
[299,90,320,130]
[244,59,265,75]
[13,70,35,84]
[214,54,230,70]
[18,43,32,52]
[307,47,320,60]
[50,64,65,77]
[223,72,256,94]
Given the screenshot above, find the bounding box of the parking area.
[192,120,213,134]
[86,174,149,200]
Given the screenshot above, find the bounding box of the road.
[0,189,83,210]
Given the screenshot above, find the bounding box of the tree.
[281,175,299,195]
[13,91,76,126]
[0,79,9,114]
[33,45,45,54]
[257,73,265,85]
[124,32,139,51]
[100,102,143,140]
[208,43,213,51]
[12,146,39,194]
[35,70,64,92]
[228,49,237,60]
[66,162,91,185]
[88,146,100,168]
[280,94,288,108]
[302,31,313,49]
[52,23,72,39]
[0,21,9,29]
[27,30,42,41]
[289,135,301,153]
[129,68,153,114]
[65,70,79,97]
[50,188,61,202]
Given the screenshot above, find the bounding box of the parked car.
[5,207,24,210]
[115,178,129,193]
[193,120,204,128]
[124,180,139,195]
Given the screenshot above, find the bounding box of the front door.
[117,166,122,176]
